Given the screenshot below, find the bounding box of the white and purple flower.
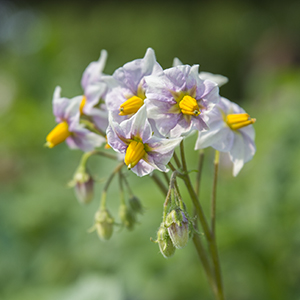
[195,97,256,176]
[45,86,105,151]
[80,50,117,134]
[106,105,182,177]
[172,57,228,87]
[145,64,220,138]
[105,48,163,124]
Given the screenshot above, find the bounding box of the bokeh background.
[1,0,300,299]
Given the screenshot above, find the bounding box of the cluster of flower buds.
[154,205,193,258]
[45,47,256,177]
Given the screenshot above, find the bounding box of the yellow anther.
[104,135,111,149]
[119,96,144,116]
[45,121,70,148]
[124,140,146,169]
[80,96,87,115]
[179,95,200,116]
[226,113,256,130]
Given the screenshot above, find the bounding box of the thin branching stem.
[211,151,219,236]
[180,140,187,171]
[100,162,124,208]
[173,151,182,169]
[195,149,205,198]
[151,173,168,195]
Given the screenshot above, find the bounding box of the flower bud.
[119,203,136,230]
[94,208,114,241]
[72,167,94,204]
[165,209,189,249]
[129,196,144,214]
[156,225,176,258]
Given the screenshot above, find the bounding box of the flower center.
[179,95,200,116]
[226,113,256,130]
[119,96,144,116]
[80,96,87,115]
[45,121,70,148]
[124,140,146,169]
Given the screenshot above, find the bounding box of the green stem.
[211,151,219,236]
[168,161,176,172]
[151,173,168,196]
[120,172,134,197]
[195,149,205,198]
[179,140,187,171]
[80,119,106,137]
[99,162,124,209]
[93,150,118,160]
[192,234,218,298]
[173,151,182,169]
[179,143,225,300]
[162,172,170,186]
[118,171,125,205]
[209,150,224,300]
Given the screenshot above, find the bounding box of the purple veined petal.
[83,82,107,114]
[52,86,69,121]
[147,136,182,154]
[172,57,183,67]
[66,127,105,152]
[131,159,155,177]
[143,153,169,172]
[145,73,175,104]
[185,64,201,91]
[147,118,165,138]
[81,49,108,89]
[125,105,152,141]
[240,129,256,163]
[150,112,182,137]
[88,107,109,133]
[196,125,235,152]
[106,124,128,153]
[67,112,80,132]
[199,81,219,110]
[164,65,194,91]
[63,96,82,120]
[199,72,228,87]
[229,132,246,176]
[240,123,255,141]
[168,113,208,138]
[107,113,129,143]
[168,115,193,138]
[113,48,162,94]
[106,86,133,112]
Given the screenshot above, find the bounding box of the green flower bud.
[129,196,144,214]
[157,225,176,258]
[119,203,136,230]
[94,208,114,241]
[165,209,189,249]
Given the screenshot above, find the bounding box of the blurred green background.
[1,0,300,299]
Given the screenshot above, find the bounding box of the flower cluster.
[45,48,257,298]
[46,48,256,177]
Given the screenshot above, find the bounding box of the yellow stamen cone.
[226,113,256,130]
[80,96,87,115]
[124,140,146,169]
[119,96,144,116]
[45,121,70,148]
[179,95,200,116]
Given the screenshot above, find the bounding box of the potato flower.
[106,105,182,177]
[145,64,220,138]
[195,97,256,176]
[45,86,105,151]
